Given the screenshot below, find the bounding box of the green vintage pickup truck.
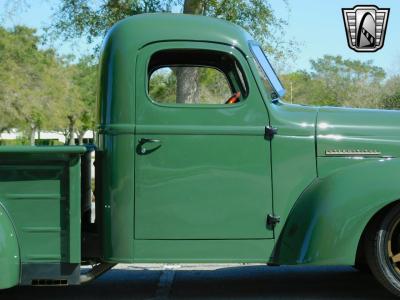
[2,13,400,296]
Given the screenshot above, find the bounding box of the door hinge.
[265,126,278,140]
[267,214,280,229]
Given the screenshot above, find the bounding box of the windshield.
[250,43,285,99]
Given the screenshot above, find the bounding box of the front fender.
[0,204,20,289]
[273,157,400,265]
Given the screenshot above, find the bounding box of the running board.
[80,263,116,284]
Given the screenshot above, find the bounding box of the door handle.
[137,138,161,155]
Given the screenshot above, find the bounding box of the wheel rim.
[387,218,400,274]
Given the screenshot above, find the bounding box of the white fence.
[0,129,94,143]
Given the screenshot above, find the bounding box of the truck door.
[134,42,273,239]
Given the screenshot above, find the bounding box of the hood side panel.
[317,106,400,158]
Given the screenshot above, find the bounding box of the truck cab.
[2,13,400,296]
[97,13,296,264]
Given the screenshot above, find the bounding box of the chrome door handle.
[137,138,161,155]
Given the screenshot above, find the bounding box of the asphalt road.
[0,264,397,299]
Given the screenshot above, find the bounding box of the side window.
[148,49,248,105]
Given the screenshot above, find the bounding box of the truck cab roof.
[102,13,253,56]
[98,13,258,127]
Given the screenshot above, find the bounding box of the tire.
[366,204,400,297]
[353,263,371,273]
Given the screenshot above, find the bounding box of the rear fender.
[0,203,20,289]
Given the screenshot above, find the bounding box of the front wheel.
[366,204,400,297]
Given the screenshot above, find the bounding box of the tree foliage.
[48,0,176,43]
[0,26,61,143]
[381,76,400,110]
[280,55,392,109]
[0,25,97,145]
[149,67,231,104]
[48,0,292,61]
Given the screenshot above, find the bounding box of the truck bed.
[0,146,89,285]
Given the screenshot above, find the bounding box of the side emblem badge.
[325,149,381,156]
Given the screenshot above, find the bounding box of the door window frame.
[137,42,253,109]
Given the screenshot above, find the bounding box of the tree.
[0,27,22,132]
[47,0,176,45]
[281,56,387,109]
[46,56,97,145]
[70,56,97,144]
[0,26,67,144]
[47,57,83,145]
[281,71,333,106]
[309,55,385,107]
[0,25,97,145]
[175,0,203,103]
[381,76,400,110]
[48,0,292,61]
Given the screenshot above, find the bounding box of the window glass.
[148,49,247,105]
[250,43,285,99]
[149,66,232,104]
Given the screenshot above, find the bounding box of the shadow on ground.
[0,265,396,299]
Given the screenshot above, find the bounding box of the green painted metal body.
[0,203,19,289]
[96,13,400,266]
[97,14,277,263]
[2,12,400,289]
[0,146,84,288]
[271,106,400,265]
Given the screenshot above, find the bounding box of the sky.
[0,0,95,58]
[269,0,400,75]
[1,0,399,75]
